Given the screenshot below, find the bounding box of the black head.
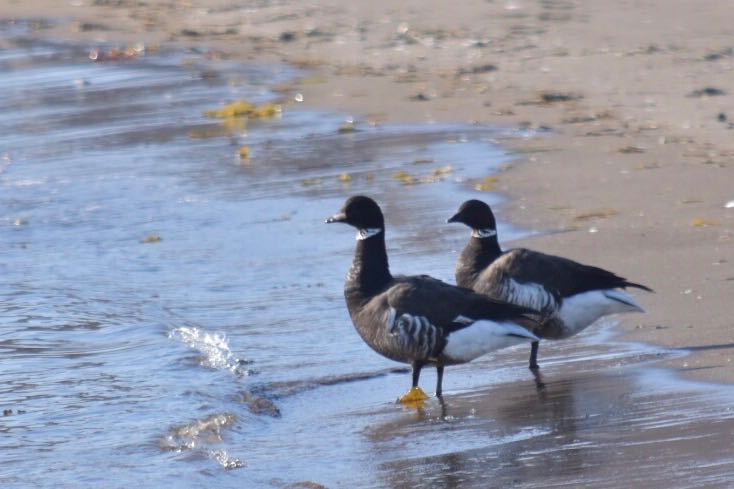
[447,199,497,230]
[326,195,385,230]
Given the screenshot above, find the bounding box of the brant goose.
[448,199,652,370]
[326,196,540,403]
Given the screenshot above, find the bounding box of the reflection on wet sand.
[371,360,734,488]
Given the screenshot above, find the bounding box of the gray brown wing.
[476,248,651,305]
[490,248,650,298]
[379,276,536,360]
[387,275,539,330]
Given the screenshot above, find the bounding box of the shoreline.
[4,0,733,383]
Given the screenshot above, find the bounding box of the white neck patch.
[356,228,383,240]
[472,228,497,238]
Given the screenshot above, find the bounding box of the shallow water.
[2,26,734,489]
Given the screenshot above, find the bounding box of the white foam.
[169,326,249,374]
[210,449,245,470]
[9,178,46,187]
[160,412,237,452]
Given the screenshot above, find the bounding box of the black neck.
[345,230,392,304]
[455,235,502,288]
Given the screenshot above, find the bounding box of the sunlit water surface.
[2,25,734,489]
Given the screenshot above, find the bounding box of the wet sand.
[6,0,732,383]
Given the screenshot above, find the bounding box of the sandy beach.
[5,0,733,383]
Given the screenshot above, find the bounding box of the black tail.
[623,281,654,293]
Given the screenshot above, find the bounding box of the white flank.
[443,320,538,363]
[452,314,474,325]
[558,289,644,337]
[505,279,556,312]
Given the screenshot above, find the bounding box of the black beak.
[447,212,461,224]
[325,211,347,224]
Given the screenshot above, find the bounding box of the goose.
[448,199,652,370]
[326,195,540,403]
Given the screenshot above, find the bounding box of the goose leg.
[529,341,540,370]
[398,361,429,403]
[435,365,445,398]
[412,361,423,387]
[531,367,546,392]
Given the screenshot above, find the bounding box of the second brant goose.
[448,199,652,370]
[327,196,540,403]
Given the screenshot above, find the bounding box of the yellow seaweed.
[393,171,417,185]
[205,100,281,119]
[574,209,619,221]
[302,178,322,187]
[206,100,256,118]
[188,126,233,139]
[474,176,499,192]
[692,218,719,227]
[220,117,248,133]
[298,75,327,85]
[252,102,280,118]
[432,165,454,177]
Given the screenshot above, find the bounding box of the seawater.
[2,25,734,489]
